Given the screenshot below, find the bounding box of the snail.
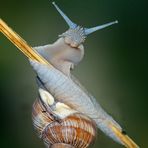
[32,88,96,148]
[30,2,139,147]
[0,1,139,148]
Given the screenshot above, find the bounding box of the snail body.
[30,2,138,148]
[32,89,96,148]
[30,1,121,145]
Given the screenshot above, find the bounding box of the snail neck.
[50,38,84,77]
[35,37,84,77]
[50,58,73,77]
[51,143,74,148]
[49,38,73,76]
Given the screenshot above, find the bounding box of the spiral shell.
[42,113,96,147]
[32,90,96,148]
[32,99,53,138]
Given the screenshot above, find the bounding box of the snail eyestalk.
[52,2,77,29]
[84,20,118,35]
[52,2,118,46]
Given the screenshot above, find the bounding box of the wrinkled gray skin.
[30,37,124,145]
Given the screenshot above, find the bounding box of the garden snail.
[0,1,139,148]
[32,88,96,148]
[30,2,139,147]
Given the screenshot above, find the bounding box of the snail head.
[52,2,118,48]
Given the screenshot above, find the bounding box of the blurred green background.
[0,0,147,147]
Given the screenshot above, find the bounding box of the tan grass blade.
[109,122,139,148]
[0,18,51,66]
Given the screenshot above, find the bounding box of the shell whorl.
[42,113,96,148]
[32,99,54,138]
[32,89,96,148]
[51,143,74,148]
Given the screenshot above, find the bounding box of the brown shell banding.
[51,143,74,148]
[43,114,96,146]
[32,99,54,137]
[32,99,96,148]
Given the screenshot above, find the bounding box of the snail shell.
[51,143,74,148]
[32,89,96,148]
[42,113,96,148]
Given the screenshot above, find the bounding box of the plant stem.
[0,18,50,66]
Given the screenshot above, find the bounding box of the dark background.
[0,0,147,147]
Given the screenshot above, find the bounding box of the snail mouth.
[70,44,83,51]
[108,122,139,148]
[64,37,79,48]
[70,43,79,48]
